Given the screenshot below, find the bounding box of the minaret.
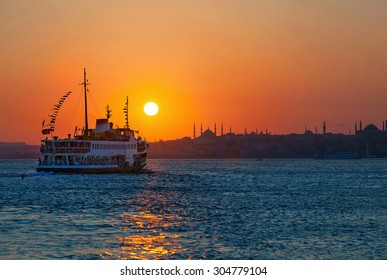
[383,120,385,132]
[214,123,217,135]
[229,126,232,134]
[359,120,362,131]
[323,121,326,135]
[193,123,196,139]
[200,123,203,135]
[244,128,247,135]
[355,121,358,134]
[221,122,224,136]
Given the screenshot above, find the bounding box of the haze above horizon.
[1,0,387,144]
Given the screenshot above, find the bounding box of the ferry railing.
[41,147,91,153]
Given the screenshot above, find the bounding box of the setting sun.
[144,102,159,116]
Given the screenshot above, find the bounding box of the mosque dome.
[304,130,314,135]
[201,129,216,138]
[364,124,379,131]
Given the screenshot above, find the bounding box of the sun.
[144,102,159,116]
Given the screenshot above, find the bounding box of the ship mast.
[123,96,130,136]
[80,68,90,137]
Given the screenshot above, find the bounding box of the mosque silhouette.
[148,120,387,159]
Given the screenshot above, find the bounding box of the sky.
[1,0,387,144]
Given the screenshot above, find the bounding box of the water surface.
[0,159,386,259]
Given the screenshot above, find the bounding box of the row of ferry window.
[91,143,136,150]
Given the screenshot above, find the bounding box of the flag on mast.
[41,128,51,135]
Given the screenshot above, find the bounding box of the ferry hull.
[36,164,146,174]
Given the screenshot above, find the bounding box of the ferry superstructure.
[36,69,148,173]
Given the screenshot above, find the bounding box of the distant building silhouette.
[356,123,380,136]
[148,119,387,159]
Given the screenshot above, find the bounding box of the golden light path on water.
[99,189,189,260]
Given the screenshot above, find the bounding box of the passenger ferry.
[36,69,148,173]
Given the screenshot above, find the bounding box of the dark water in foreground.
[0,159,386,259]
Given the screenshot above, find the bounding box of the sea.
[0,159,386,260]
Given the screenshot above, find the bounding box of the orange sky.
[1,0,387,144]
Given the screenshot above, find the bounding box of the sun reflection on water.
[99,190,189,260]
